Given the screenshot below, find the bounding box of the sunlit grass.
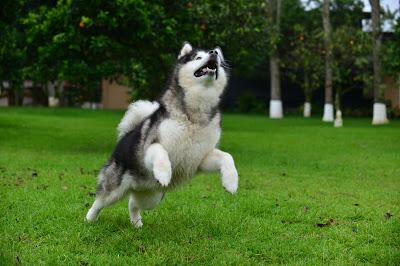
[0,107,399,264]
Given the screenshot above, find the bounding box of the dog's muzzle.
[194,55,219,80]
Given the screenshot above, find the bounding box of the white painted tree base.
[334,110,343,127]
[322,103,334,122]
[303,102,311,117]
[81,102,102,109]
[269,100,283,119]
[372,103,389,125]
[48,96,59,107]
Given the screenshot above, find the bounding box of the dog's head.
[175,42,228,96]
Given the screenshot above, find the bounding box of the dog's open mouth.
[194,58,218,79]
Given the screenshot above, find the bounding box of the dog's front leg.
[199,149,238,194]
[144,143,172,186]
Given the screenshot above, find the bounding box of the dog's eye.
[195,57,202,60]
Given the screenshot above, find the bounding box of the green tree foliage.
[0,0,26,105]
[283,0,373,108]
[383,17,400,84]
[281,1,324,104]
[283,23,324,102]
[1,0,397,108]
[18,0,270,101]
[330,0,373,110]
[193,1,269,76]
[332,26,373,97]
[23,0,164,100]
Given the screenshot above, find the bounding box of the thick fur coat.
[86,42,239,227]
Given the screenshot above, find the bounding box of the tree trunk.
[370,0,389,124]
[303,73,311,117]
[57,80,67,107]
[322,0,334,122]
[9,81,24,106]
[14,89,22,106]
[270,56,281,100]
[47,81,59,107]
[7,87,15,106]
[334,91,343,127]
[268,0,283,118]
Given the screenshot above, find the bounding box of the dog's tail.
[117,100,160,139]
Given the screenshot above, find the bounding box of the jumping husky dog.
[86,42,239,228]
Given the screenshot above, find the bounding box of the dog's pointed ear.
[215,46,224,61]
[178,42,193,59]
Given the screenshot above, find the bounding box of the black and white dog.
[86,42,239,227]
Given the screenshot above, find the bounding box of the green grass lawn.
[0,107,399,265]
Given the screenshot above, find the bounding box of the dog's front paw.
[153,160,172,187]
[222,169,239,194]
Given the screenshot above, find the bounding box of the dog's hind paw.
[85,209,98,223]
[131,218,143,228]
[153,160,172,187]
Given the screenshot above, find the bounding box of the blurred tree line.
[0,0,398,111]
[0,0,269,105]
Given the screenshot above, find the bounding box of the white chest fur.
[158,115,221,182]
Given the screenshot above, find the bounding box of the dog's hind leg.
[144,143,172,187]
[128,191,164,228]
[86,168,131,222]
[128,194,142,228]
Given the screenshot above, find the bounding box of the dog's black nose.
[209,50,218,55]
